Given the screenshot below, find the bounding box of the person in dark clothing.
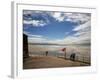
[45,51,48,56]
[70,53,76,61]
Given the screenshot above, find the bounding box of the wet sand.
[23,56,90,69]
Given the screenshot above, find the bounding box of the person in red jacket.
[61,48,66,59]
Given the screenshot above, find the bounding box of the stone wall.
[23,34,29,58]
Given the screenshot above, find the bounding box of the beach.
[23,56,90,69]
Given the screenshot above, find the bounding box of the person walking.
[45,51,48,56]
[70,53,76,61]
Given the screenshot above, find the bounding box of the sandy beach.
[23,56,90,69]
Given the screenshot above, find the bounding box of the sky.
[23,10,91,45]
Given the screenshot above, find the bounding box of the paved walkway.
[23,56,90,69]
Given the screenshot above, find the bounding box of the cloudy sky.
[23,10,91,45]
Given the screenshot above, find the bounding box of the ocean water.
[28,44,91,63]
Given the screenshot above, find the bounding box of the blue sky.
[23,10,91,45]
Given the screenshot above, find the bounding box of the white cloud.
[28,33,90,45]
[23,20,47,27]
[65,13,90,23]
[51,12,90,24]
[48,33,90,45]
[70,20,91,44]
[23,31,45,43]
[28,37,47,43]
[29,35,43,38]
[23,10,50,27]
[23,10,33,15]
[26,33,47,43]
[52,12,64,22]
[73,21,91,31]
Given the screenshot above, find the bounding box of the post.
[83,56,84,63]
[64,51,66,59]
